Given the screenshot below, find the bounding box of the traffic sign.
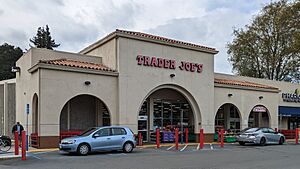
[26,104,29,114]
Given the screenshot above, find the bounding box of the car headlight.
[62,139,76,144]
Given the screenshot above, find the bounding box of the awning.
[279,106,300,117]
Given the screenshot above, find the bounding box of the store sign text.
[282,93,300,103]
[136,55,203,73]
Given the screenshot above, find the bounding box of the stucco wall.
[214,87,279,129]
[215,73,300,108]
[85,39,117,70]
[31,48,102,67]
[0,80,16,137]
[7,83,16,137]
[39,68,118,136]
[117,37,215,133]
[16,50,39,135]
[0,84,3,135]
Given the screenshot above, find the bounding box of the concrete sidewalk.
[0,148,21,160]
[0,145,57,160]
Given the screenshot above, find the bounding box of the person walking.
[12,122,24,144]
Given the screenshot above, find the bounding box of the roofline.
[28,63,119,77]
[214,83,280,93]
[79,29,219,55]
[0,78,16,84]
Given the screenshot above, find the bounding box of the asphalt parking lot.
[1,143,300,169]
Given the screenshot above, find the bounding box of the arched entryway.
[215,103,241,133]
[138,88,196,143]
[248,105,270,128]
[32,93,38,134]
[59,94,110,135]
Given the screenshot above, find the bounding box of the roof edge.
[79,29,219,55]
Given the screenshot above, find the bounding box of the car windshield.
[78,127,97,136]
[244,128,260,133]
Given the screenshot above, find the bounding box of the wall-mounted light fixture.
[170,73,175,78]
[228,93,233,97]
[11,66,20,73]
[84,81,91,85]
[259,96,263,99]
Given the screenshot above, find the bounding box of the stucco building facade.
[1,30,299,148]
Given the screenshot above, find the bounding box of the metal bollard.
[220,129,224,148]
[200,129,204,149]
[185,128,188,144]
[138,133,143,146]
[14,131,19,155]
[156,128,160,148]
[296,128,299,145]
[21,131,26,160]
[175,128,179,150]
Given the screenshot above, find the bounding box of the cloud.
[146,7,254,73]
[0,0,276,73]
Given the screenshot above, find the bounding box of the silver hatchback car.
[59,126,136,155]
[236,127,285,146]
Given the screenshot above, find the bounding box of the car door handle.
[107,138,111,140]
[122,137,125,139]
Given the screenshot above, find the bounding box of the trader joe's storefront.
[138,88,195,143]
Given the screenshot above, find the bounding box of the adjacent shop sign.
[136,55,203,73]
[282,93,300,102]
[252,106,267,112]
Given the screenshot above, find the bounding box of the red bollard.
[296,128,299,145]
[21,131,26,160]
[14,131,19,155]
[175,128,179,150]
[220,129,224,148]
[185,128,188,144]
[138,133,143,146]
[275,128,278,132]
[200,129,204,149]
[156,128,160,148]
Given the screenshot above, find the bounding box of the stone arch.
[248,105,270,128]
[214,103,242,133]
[59,94,111,132]
[137,84,201,136]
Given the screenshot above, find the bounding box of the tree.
[30,25,60,50]
[227,0,300,82]
[0,43,23,80]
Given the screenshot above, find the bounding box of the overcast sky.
[0,0,274,74]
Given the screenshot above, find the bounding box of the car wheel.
[260,137,266,146]
[77,144,90,155]
[279,137,284,145]
[239,141,245,146]
[123,142,133,153]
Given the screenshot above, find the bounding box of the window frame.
[111,127,127,136]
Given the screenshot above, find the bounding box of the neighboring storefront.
[0,29,297,148]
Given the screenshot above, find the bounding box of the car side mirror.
[93,133,100,138]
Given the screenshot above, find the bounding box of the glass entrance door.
[153,99,193,131]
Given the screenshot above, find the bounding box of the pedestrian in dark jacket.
[12,122,24,136]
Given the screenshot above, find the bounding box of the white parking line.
[180,145,188,152]
[197,143,200,150]
[167,145,174,150]
[108,153,127,156]
[27,153,42,160]
[210,144,214,150]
